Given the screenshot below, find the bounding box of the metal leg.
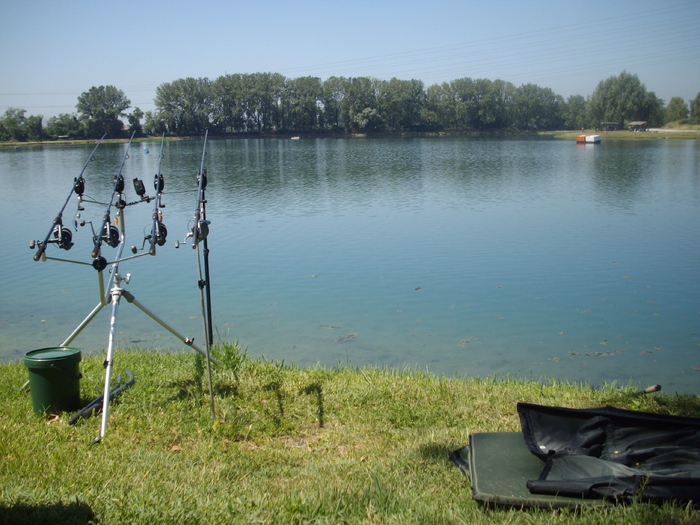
[121,290,220,366]
[60,301,104,347]
[61,271,219,443]
[96,285,122,443]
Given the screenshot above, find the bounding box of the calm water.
[1,137,699,393]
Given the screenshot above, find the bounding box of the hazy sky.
[1,0,698,119]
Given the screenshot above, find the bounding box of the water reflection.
[1,137,698,393]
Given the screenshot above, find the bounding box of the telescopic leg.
[120,290,220,366]
[95,288,122,443]
[60,302,104,347]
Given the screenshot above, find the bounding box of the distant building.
[601,122,620,132]
[628,121,648,132]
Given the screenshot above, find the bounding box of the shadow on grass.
[417,442,457,464]
[0,499,97,524]
[300,382,325,428]
[263,381,284,427]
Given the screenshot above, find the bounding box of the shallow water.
[1,137,699,393]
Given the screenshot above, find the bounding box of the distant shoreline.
[2,127,699,148]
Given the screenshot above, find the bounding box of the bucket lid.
[24,347,82,369]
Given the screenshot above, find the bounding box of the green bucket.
[24,347,82,414]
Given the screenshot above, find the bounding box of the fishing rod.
[31,134,106,261]
[28,132,218,442]
[148,133,167,256]
[176,129,215,418]
[91,131,136,267]
[194,130,214,350]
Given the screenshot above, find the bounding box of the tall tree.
[342,77,380,131]
[127,107,144,135]
[449,77,480,128]
[76,85,130,138]
[665,96,689,123]
[563,95,588,130]
[379,78,425,130]
[45,113,83,139]
[283,76,323,131]
[588,71,658,127]
[142,111,166,136]
[246,72,285,132]
[693,92,700,120]
[321,76,348,130]
[25,114,44,141]
[1,108,28,141]
[512,84,564,130]
[154,77,213,135]
[425,82,458,128]
[212,74,246,132]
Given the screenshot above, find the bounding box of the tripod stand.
[54,201,219,443]
[32,134,218,443]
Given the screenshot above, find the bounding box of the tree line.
[2,71,699,141]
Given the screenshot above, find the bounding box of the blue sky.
[1,0,698,119]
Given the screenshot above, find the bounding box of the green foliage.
[511,84,565,130]
[282,76,324,131]
[154,77,213,136]
[563,94,588,129]
[0,107,42,142]
[378,78,426,130]
[665,96,690,123]
[44,113,83,140]
[2,71,688,142]
[588,71,664,128]
[76,85,130,138]
[693,92,700,120]
[1,347,699,523]
[127,107,144,135]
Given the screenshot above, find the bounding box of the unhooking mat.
[451,403,700,508]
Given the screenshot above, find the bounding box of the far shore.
[2,126,699,149]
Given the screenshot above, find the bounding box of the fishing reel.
[131,218,169,255]
[90,218,119,271]
[154,172,164,194]
[52,224,74,250]
[130,172,169,255]
[174,220,209,249]
[99,219,121,248]
[29,221,74,253]
[77,217,118,250]
[152,221,168,246]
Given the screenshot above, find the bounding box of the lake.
[1,136,699,393]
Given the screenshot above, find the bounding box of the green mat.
[451,432,605,508]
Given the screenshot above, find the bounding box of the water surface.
[1,137,698,393]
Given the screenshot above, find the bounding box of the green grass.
[543,128,700,140]
[1,344,699,524]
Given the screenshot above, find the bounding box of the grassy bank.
[1,345,699,524]
[542,128,700,141]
